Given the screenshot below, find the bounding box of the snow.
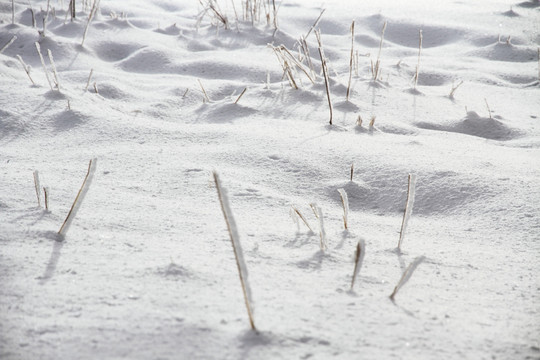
[1,0,539,359]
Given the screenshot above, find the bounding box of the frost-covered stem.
[290,205,313,232]
[0,35,17,54]
[346,21,355,101]
[11,0,15,24]
[47,49,60,90]
[315,30,333,125]
[398,173,417,251]
[414,30,422,89]
[350,239,366,290]
[212,171,256,331]
[305,9,325,39]
[16,55,35,85]
[390,255,425,301]
[314,204,327,251]
[35,42,54,90]
[81,0,100,46]
[33,171,42,207]
[337,188,349,230]
[449,80,463,98]
[58,158,97,238]
[300,36,315,79]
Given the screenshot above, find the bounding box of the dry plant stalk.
[234,87,247,104]
[69,0,76,20]
[270,44,314,88]
[413,30,423,90]
[350,239,366,290]
[85,68,94,91]
[290,205,313,232]
[16,55,35,85]
[312,203,327,251]
[198,79,211,102]
[398,173,417,251]
[58,158,97,238]
[484,98,492,119]
[199,0,228,29]
[81,0,101,46]
[350,163,354,182]
[346,21,355,101]
[299,36,316,79]
[33,171,42,207]
[305,9,325,39]
[47,49,60,90]
[337,188,349,230]
[315,30,333,125]
[43,187,50,211]
[212,171,256,331]
[0,35,17,54]
[310,203,319,219]
[356,115,363,127]
[449,80,463,98]
[35,42,54,90]
[390,255,425,301]
[369,116,376,129]
[371,21,387,81]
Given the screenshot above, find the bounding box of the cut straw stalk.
[312,203,327,251]
[198,79,211,102]
[35,42,54,90]
[47,49,61,90]
[315,30,333,125]
[449,80,463,98]
[337,188,349,230]
[0,35,17,54]
[389,255,425,301]
[212,171,256,331]
[17,55,35,85]
[81,0,100,46]
[58,158,97,238]
[397,173,417,251]
[290,205,313,232]
[234,87,247,104]
[350,239,366,290]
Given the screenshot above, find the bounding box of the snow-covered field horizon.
[1,0,539,359]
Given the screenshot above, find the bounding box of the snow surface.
[1,0,539,359]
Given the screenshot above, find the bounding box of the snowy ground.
[1,0,539,359]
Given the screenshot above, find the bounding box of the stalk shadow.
[38,233,64,284]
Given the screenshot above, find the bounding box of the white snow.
[1,0,539,359]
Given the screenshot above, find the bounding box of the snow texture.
[1,0,539,359]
